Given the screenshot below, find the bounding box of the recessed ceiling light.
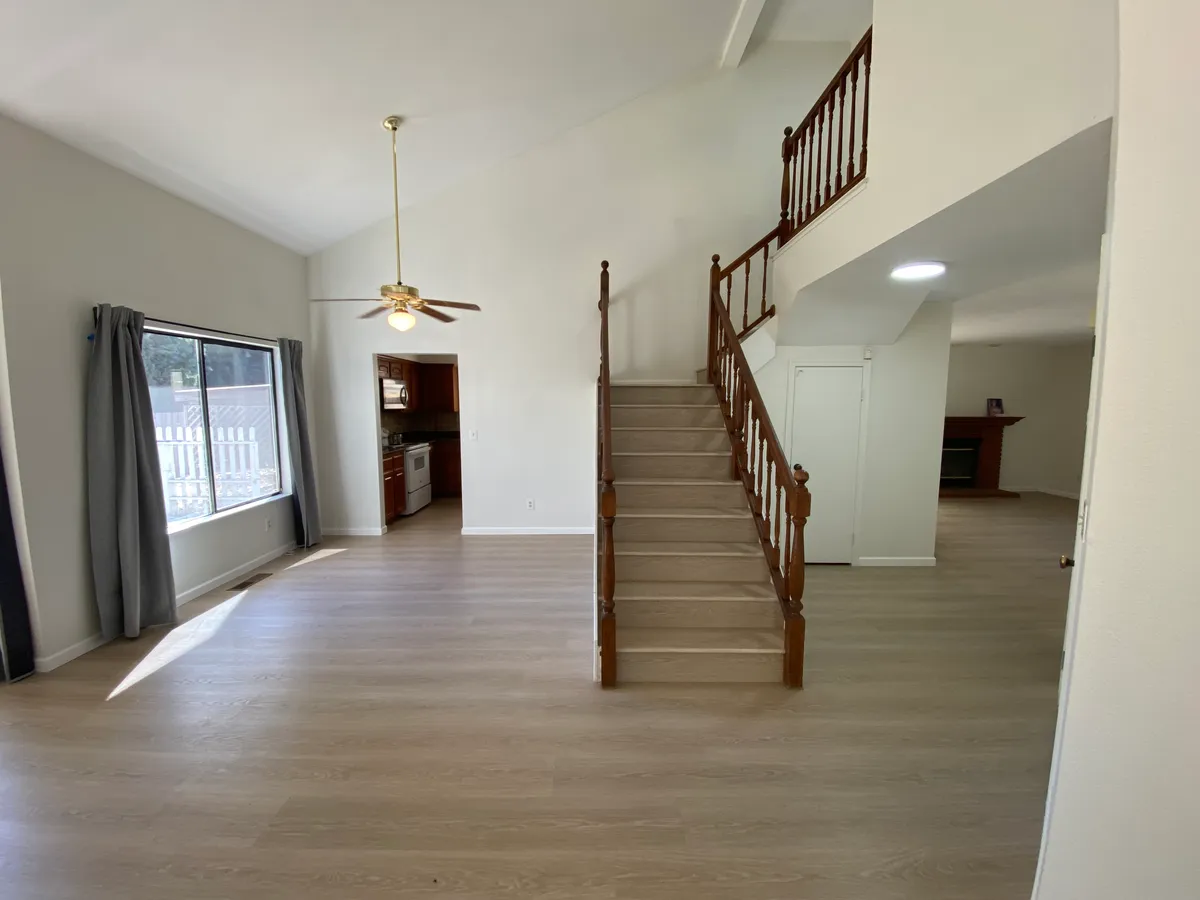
[891,261,946,281]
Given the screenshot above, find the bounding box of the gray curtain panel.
[278,338,322,548]
[86,305,177,640]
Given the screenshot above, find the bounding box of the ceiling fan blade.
[420,299,481,311]
[415,305,456,323]
[359,305,391,319]
[311,298,380,303]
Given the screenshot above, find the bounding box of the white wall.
[773,0,1116,301]
[756,301,952,565]
[308,42,852,535]
[0,113,308,670]
[946,342,1093,498]
[1034,2,1200,896]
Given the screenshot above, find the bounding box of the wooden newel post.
[779,126,794,246]
[784,464,810,688]
[707,255,721,383]
[599,480,617,687]
[599,260,617,687]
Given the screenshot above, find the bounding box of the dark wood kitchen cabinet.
[431,440,462,498]
[383,451,407,521]
[419,363,459,413]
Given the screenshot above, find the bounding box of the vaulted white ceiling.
[1,0,763,253]
[761,0,873,42]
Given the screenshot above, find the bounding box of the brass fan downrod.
[382,115,404,290]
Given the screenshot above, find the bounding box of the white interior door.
[788,366,863,564]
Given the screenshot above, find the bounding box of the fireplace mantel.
[940,416,1024,498]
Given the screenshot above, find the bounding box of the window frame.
[144,325,286,527]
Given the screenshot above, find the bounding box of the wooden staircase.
[609,384,784,682]
[593,26,872,687]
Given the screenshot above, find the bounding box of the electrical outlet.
[469,429,478,441]
[265,516,273,532]
[526,499,535,511]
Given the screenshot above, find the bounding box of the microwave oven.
[381,377,410,410]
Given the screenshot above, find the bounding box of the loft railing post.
[778,126,794,247]
[598,261,617,688]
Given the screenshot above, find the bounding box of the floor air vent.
[228,572,273,591]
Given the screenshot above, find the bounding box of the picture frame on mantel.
[986,398,1005,417]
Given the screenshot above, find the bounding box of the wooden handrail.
[597,260,617,687]
[779,27,872,246]
[716,226,780,341]
[707,256,810,688]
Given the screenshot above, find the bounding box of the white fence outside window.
[154,424,263,518]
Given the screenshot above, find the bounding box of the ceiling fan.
[312,116,481,331]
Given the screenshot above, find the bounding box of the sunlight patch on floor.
[107,592,247,700]
[286,547,346,570]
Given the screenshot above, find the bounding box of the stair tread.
[618,507,752,520]
[614,478,739,486]
[620,627,783,653]
[613,451,729,457]
[616,581,778,600]
[612,426,726,431]
[614,541,763,557]
[612,404,718,409]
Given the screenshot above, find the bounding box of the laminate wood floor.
[0,495,1075,899]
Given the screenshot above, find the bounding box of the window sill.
[167,493,290,536]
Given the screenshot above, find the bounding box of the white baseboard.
[36,541,296,672]
[175,542,295,608]
[35,632,110,673]
[461,526,595,536]
[854,556,937,567]
[324,526,386,537]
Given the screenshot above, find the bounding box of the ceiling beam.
[719,0,770,69]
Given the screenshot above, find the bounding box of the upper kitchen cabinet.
[419,363,458,413]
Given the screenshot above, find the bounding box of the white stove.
[399,442,432,515]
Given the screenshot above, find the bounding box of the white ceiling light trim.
[891,261,947,281]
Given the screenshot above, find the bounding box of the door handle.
[1059,555,1075,569]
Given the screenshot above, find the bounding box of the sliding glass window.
[143,331,282,525]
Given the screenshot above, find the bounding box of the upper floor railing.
[779,28,872,245]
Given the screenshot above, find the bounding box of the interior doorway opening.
[373,352,462,531]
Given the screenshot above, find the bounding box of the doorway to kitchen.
[374,353,462,531]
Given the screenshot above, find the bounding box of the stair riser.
[611,406,724,427]
[618,651,782,683]
[612,429,729,453]
[614,454,731,480]
[614,516,758,543]
[618,555,767,583]
[612,386,717,406]
[618,599,782,629]
[619,481,747,509]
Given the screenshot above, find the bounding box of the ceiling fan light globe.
[387,310,417,332]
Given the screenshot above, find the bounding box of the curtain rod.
[90,306,278,346]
